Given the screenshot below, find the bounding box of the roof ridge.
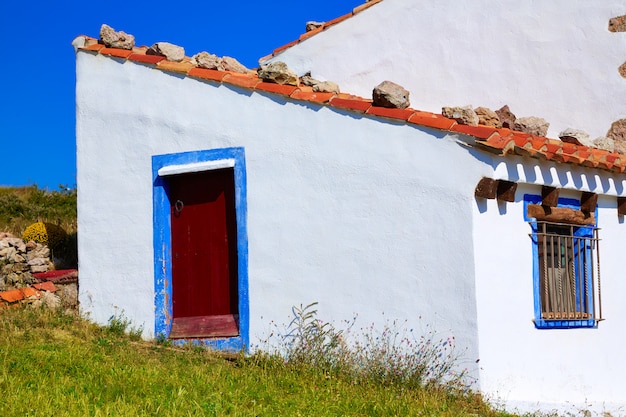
[258,0,384,63]
[74,35,626,175]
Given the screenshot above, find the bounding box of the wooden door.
[167,169,239,338]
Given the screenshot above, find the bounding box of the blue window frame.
[524,194,601,329]
[152,147,249,351]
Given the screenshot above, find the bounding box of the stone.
[495,105,516,129]
[25,240,36,250]
[609,15,626,32]
[59,283,78,309]
[607,119,626,154]
[593,136,615,152]
[300,73,340,93]
[32,291,61,310]
[28,257,47,266]
[313,81,340,94]
[559,128,593,147]
[513,116,550,137]
[442,105,479,126]
[147,42,185,62]
[221,57,250,74]
[99,24,135,50]
[28,246,50,259]
[257,62,299,85]
[372,81,410,109]
[305,21,325,32]
[0,232,14,239]
[30,265,49,274]
[619,62,626,79]
[475,106,502,128]
[191,52,224,70]
[1,247,15,260]
[300,72,317,87]
[12,254,25,263]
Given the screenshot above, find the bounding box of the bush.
[22,221,68,249]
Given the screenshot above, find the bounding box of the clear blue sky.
[0,0,363,190]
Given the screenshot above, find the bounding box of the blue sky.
[0,0,363,190]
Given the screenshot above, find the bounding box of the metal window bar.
[530,221,603,322]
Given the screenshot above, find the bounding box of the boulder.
[475,106,502,128]
[191,52,224,70]
[607,119,626,154]
[305,21,325,31]
[514,116,550,137]
[495,105,516,129]
[147,42,185,62]
[442,105,479,126]
[99,24,135,50]
[372,81,410,109]
[257,62,299,85]
[558,128,593,147]
[221,57,249,74]
[593,136,615,152]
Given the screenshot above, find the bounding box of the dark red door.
[167,169,239,338]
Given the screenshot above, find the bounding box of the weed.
[262,302,473,391]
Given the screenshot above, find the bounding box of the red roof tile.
[0,289,24,303]
[74,34,626,175]
[33,282,58,292]
[261,1,384,63]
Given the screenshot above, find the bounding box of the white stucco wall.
[472,156,626,415]
[267,0,626,141]
[75,52,488,380]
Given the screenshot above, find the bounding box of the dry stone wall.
[0,233,54,290]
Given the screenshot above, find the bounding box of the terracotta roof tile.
[255,82,300,96]
[222,73,262,89]
[33,281,58,292]
[329,97,372,112]
[188,67,228,82]
[156,60,195,74]
[100,47,133,59]
[289,88,335,103]
[21,287,42,299]
[0,289,24,303]
[74,34,626,175]
[366,106,415,121]
[128,53,165,65]
[299,26,325,41]
[261,1,384,62]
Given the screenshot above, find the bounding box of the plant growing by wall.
[261,302,473,391]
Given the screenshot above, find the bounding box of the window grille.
[530,221,603,326]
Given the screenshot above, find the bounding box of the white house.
[74,1,626,415]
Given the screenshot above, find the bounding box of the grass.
[0,188,523,416]
[0,185,77,268]
[0,306,520,417]
[0,185,76,236]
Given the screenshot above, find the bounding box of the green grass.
[0,185,77,268]
[0,185,76,236]
[0,307,520,417]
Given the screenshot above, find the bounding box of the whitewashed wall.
[472,155,626,415]
[268,0,626,141]
[75,52,487,379]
